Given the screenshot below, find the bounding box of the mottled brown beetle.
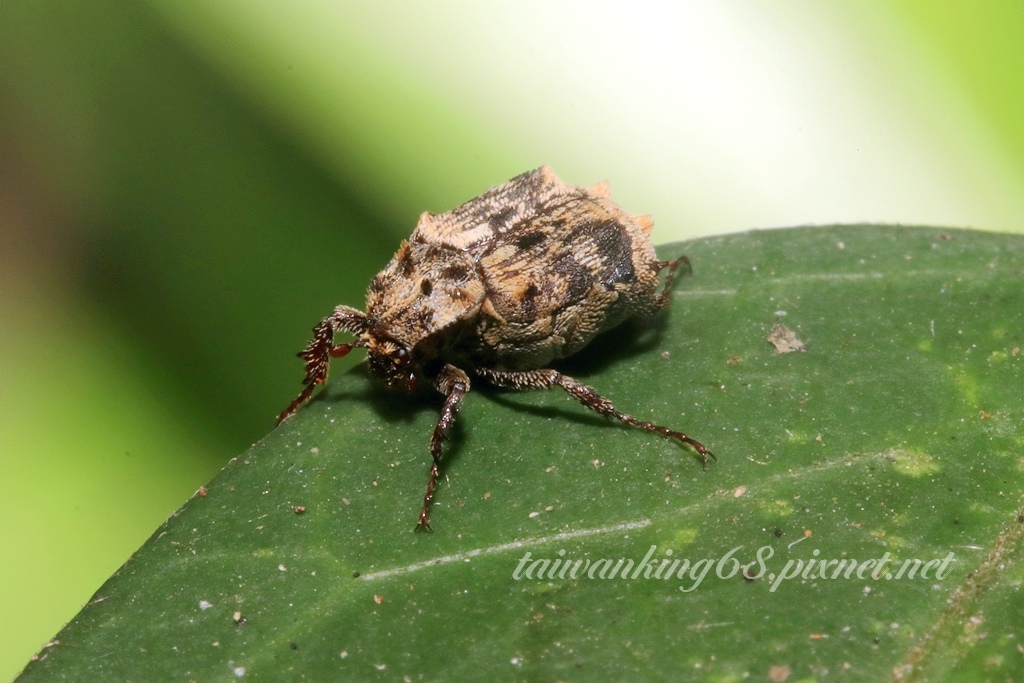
[279,166,712,529]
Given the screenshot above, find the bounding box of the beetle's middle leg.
[477,367,713,466]
[418,365,471,531]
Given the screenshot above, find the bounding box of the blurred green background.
[1,1,1022,679]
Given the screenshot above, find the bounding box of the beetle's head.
[366,335,418,393]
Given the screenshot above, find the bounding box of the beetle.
[279,166,712,529]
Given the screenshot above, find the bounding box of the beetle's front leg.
[418,365,471,531]
[278,305,368,423]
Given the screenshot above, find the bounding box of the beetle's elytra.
[279,166,712,529]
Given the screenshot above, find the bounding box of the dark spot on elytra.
[573,217,634,286]
[606,246,635,285]
[514,231,546,251]
[420,279,433,296]
[441,263,470,281]
[553,255,592,302]
[523,283,540,299]
[488,205,515,229]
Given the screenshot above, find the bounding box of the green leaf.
[17,226,1024,681]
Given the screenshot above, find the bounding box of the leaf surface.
[17,226,1024,682]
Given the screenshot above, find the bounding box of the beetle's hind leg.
[278,305,368,423]
[477,367,713,467]
[653,255,692,310]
